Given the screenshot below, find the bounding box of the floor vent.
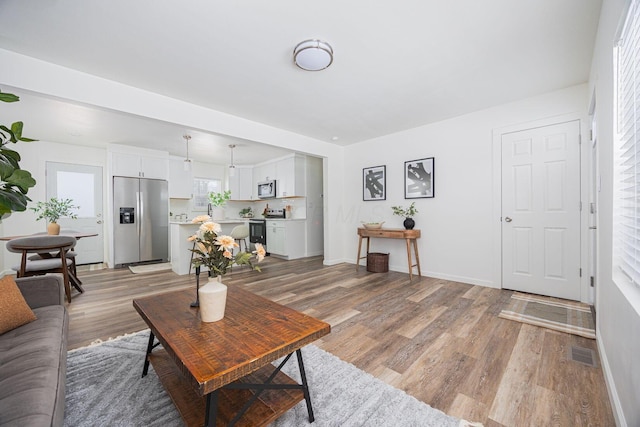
[569,345,598,367]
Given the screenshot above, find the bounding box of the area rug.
[65,330,473,427]
[499,292,595,339]
[128,262,172,274]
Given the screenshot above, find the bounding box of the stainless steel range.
[264,208,285,218]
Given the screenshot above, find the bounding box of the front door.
[501,120,581,300]
[46,162,104,265]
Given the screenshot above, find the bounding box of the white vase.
[198,276,227,322]
[210,207,225,220]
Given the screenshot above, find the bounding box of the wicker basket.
[367,252,389,273]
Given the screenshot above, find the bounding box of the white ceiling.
[0,0,602,164]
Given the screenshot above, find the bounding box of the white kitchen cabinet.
[266,220,305,259]
[267,221,285,255]
[229,166,253,200]
[168,158,193,199]
[253,162,276,189]
[276,155,306,197]
[112,152,168,179]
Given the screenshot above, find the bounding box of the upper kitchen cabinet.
[276,155,306,198]
[168,157,193,199]
[253,162,276,185]
[253,154,306,198]
[110,145,169,180]
[229,166,253,200]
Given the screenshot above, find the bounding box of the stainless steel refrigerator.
[113,176,169,267]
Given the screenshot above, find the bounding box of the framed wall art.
[404,157,434,199]
[363,165,386,201]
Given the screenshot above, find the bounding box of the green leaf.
[0,92,19,103]
[6,169,36,193]
[0,125,16,144]
[0,188,30,213]
[11,122,24,141]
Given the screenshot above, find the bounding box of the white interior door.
[501,121,581,300]
[46,162,104,265]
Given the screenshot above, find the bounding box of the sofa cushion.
[0,276,37,335]
[0,304,68,426]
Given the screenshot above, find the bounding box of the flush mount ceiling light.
[228,144,236,177]
[183,134,192,171]
[293,39,333,71]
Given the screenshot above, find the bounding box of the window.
[615,0,640,287]
[192,178,222,211]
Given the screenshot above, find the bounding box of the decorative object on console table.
[391,202,418,230]
[30,197,79,235]
[404,157,434,199]
[188,214,265,322]
[363,165,386,201]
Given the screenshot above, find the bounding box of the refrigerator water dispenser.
[120,207,135,224]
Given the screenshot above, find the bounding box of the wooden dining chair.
[6,235,77,303]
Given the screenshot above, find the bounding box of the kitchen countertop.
[170,219,249,225]
[170,218,306,224]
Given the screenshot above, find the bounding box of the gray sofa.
[0,275,68,427]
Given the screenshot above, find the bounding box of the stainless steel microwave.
[257,180,277,199]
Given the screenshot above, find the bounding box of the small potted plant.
[391,202,418,230]
[207,190,231,220]
[239,207,253,218]
[31,197,79,235]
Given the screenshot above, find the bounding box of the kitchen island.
[170,220,248,275]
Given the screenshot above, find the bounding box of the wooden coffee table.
[133,286,331,427]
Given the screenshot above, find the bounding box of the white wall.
[342,84,588,288]
[0,141,108,274]
[589,0,640,425]
[305,156,324,256]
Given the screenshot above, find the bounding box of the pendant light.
[229,144,236,177]
[183,134,192,171]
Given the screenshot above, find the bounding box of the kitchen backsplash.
[169,197,307,221]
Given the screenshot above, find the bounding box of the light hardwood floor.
[69,257,615,426]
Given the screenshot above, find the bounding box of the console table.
[356,228,421,280]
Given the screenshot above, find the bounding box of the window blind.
[617,0,640,286]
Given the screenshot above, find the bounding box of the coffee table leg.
[296,349,315,423]
[141,331,155,378]
[205,389,220,427]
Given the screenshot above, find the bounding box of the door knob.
[97,220,102,224]
[504,217,512,222]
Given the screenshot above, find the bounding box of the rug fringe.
[68,329,149,352]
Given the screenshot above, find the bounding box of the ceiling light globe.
[294,40,333,71]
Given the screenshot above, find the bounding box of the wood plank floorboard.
[68,256,615,426]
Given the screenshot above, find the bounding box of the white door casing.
[501,120,581,300]
[46,162,104,265]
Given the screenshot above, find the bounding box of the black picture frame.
[363,165,386,201]
[404,157,434,199]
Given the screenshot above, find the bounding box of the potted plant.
[31,197,79,235]
[391,202,418,230]
[207,190,231,220]
[239,207,253,218]
[0,89,37,219]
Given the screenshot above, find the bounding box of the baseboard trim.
[597,329,626,427]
